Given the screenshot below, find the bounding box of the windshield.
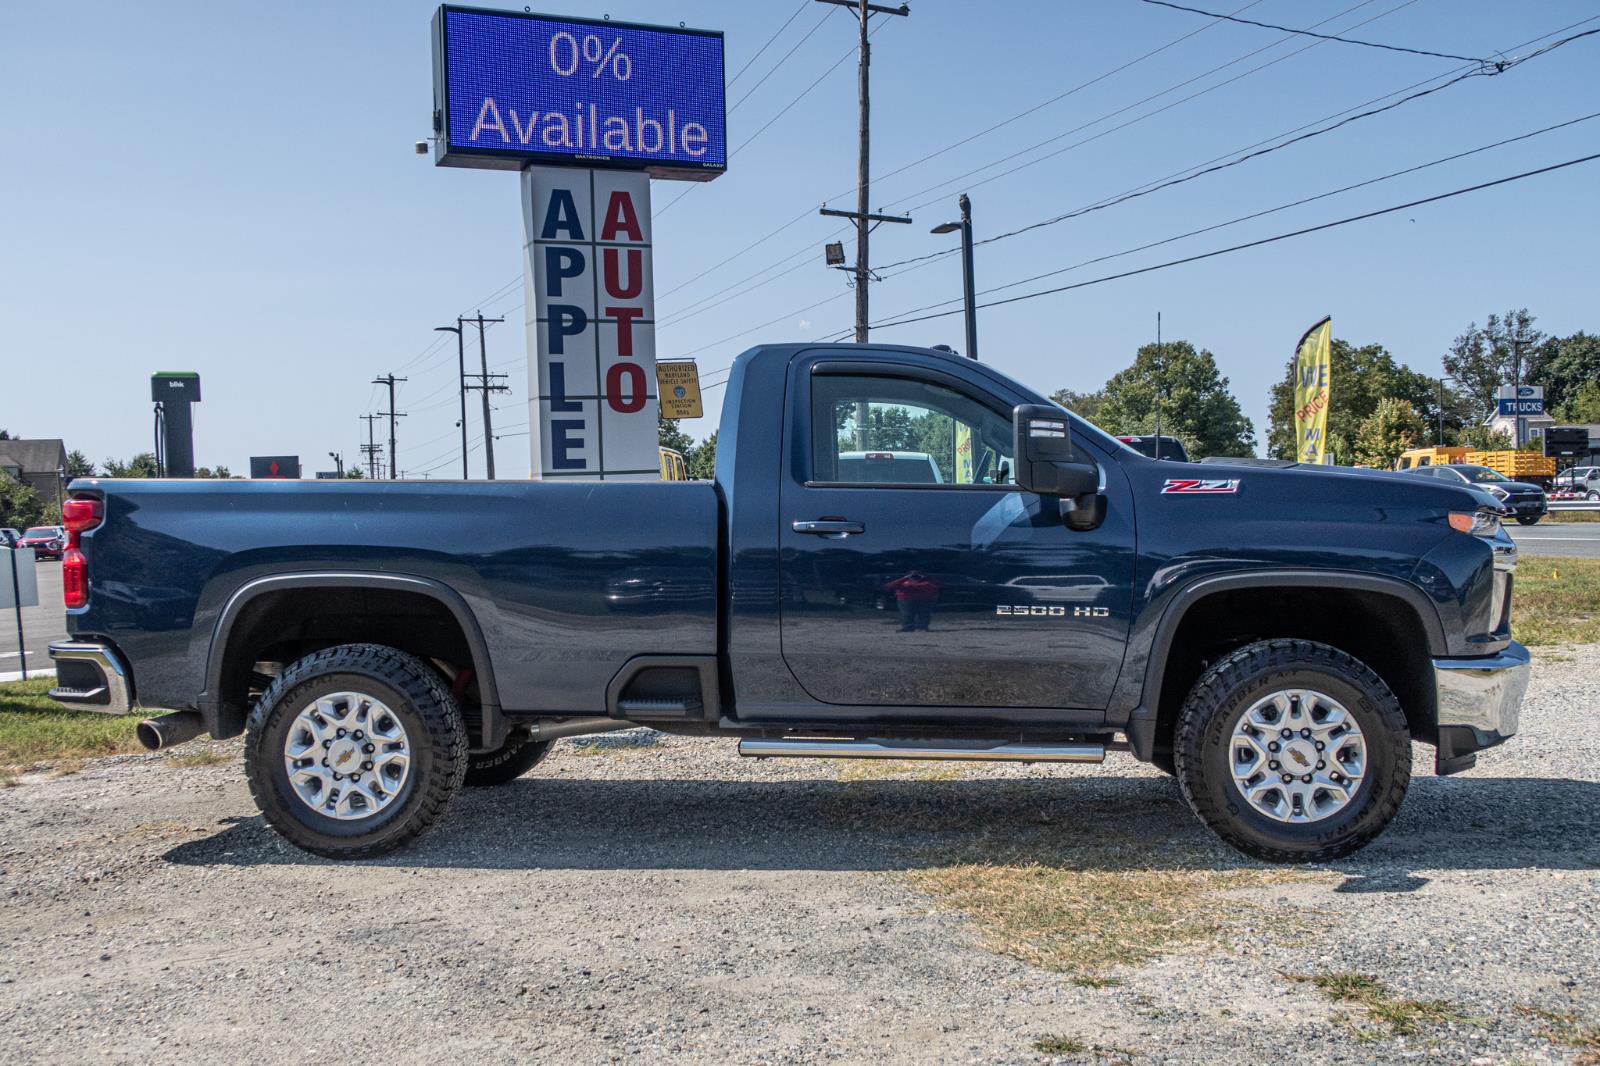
[23,528,60,538]
[1455,466,1508,484]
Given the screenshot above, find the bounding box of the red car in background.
[18,525,66,561]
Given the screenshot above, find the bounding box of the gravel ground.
[2,646,1597,1065]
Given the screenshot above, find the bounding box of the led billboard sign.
[432,6,726,179]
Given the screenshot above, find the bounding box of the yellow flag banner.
[1292,316,1332,464]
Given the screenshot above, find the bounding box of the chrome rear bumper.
[47,641,132,715]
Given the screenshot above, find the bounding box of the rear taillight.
[62,497,103,534]
[63,548,87,608]
[60,497,103,608]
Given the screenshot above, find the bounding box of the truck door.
[777,356,1135,711]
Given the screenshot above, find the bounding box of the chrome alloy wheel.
[282,692,411,821]
[1228,689,1367,824]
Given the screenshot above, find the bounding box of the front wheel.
[1515,515,1541,526]
[1174,639,1410,863]
[245,644,467,859]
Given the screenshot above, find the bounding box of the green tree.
[686,430,717,480]
[658,416,695,456]
[0,429,10,440]
[1353,398,1428,468]
[1538,331,1600,420]
[1098,341,1255,458]
[65,451,95,478]
[1266,339,1452,461]
[1049,388,1108,427]
[0,474,46,529]
[194,466,233,479]
[344,467,365,479]
[101,453,160,478]
[1557,380,1600,424]
[1459,424,1514,451]
[1443,309,1544,421]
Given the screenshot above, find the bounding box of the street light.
[327,451,344,478]
[930,193,977,360]
[433,323,468,479]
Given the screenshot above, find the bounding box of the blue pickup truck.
[48,343,1528,862]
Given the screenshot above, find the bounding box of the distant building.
[0,438,68,508]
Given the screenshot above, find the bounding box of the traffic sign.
[249,456,301,479]
[656,360,702,419]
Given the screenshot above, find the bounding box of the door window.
[810,373,1016,487]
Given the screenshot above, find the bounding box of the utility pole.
[1510,333,1526,449]
[817,0,912,346]
[373,374,407,479]
[463,311,510,479]
[328,451,344,477]
[359,414,384,479]
[1154,312,1163,451]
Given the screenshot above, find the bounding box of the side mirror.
[1013,405,1098,499]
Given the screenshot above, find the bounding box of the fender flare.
[199,571,500,737]
[1125,568,1445,760]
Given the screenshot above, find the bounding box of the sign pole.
[8,548,24,680]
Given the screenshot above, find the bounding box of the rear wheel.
[1515,515,1540,526]
[464,730,552,787]
[245,644,467,859]
[1174,639,1410,863]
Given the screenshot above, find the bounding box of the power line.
[730,8,831,112]
[1139,0,1489,64]
[860,153,1600,332]
[860,112,1600,328]
[727,0,811,88]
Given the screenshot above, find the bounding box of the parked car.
[19,525,66,560]
[48,343,1527,865]
[1116,434,1190,462]
[0,527,22,548]
[1551,465,1600,500]
[1403,464,1548,525]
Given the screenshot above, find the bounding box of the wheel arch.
[1127,570,1445,763]
[200,572,500,743]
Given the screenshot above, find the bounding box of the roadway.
[1507,519,1600,560]
[1,557,66,681]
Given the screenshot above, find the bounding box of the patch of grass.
[166,748,229,768]
[910,859,1306,978]
[1517,1005,1600,1056]
[1544,509,1600,522]
[1033,1035,1089,1056]
[0,678,143,771]
[1071,974,1123,988]
[1287,971,1466,1036]
[1512,556,1600,645]
[567,732,663,758]
[834,759,962,782]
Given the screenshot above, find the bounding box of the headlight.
[1448,511,1501,536]
[1486,485,1509,500]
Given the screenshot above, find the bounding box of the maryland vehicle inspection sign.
[523,167,659,480]
[432,6,726,179]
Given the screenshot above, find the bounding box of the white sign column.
[523,166,658,480]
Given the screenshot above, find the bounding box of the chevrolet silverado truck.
[48,343,1529,862]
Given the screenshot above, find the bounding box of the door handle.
[792,519,865,537]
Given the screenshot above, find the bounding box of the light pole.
[930,193,977,360]
[328,451,344,477]
[434,323,468,479]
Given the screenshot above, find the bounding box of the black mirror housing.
[1013,405,1098,498]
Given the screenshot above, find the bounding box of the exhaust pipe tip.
[136,711,203,751]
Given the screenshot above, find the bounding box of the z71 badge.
[1161,478,1241,494]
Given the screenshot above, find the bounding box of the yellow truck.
[1395,446,1554,482]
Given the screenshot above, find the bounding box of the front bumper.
[1432,640,1529,774]
[47,641,132,715]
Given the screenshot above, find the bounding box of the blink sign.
[432,6,726,179]
[524,167,657,479]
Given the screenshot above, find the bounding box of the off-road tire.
[1174,639,1410,863]
[245,643,467,859]
[463,730,552,787]
[1515,515,1541,526]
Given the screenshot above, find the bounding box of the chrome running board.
[737,737,1105,763]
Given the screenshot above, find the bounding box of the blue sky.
[4,1,1597,475]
